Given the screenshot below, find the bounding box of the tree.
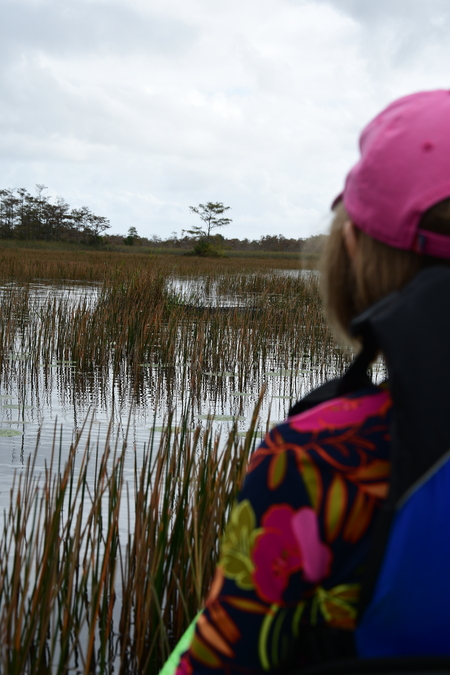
[184,202,232,241]
[69,205,110,244]
[124,226,140,246]
[0,187,111,244]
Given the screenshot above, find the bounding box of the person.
[163,90,450,674]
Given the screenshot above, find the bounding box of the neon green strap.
[160,612,202,675]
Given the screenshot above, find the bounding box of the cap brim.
[331,193,343,210]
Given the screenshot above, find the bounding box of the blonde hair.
[321,199,450,342]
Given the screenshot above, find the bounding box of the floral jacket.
[171,385,392,675]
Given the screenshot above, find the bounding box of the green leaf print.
[220,500,262,590]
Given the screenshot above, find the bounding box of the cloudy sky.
[1,0,450,240]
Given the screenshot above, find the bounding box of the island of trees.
[0,187,325,255]
[0,186,110,244]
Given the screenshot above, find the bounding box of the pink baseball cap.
[334,89,450,259]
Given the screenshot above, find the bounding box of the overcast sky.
[1,0,450,240]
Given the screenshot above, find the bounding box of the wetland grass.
[0,253,354,672]
[0,247,308,284]
[0,408,261,674]
[0,264,350,398]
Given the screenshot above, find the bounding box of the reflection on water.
[168,268,318,308]
[0,276,332,469]
[0,272,380,511]
[0,275,387,672]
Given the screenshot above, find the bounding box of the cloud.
[0,1,197,60]
[312,0,450,71]
[313,0,449,25]
[1,0,450,240]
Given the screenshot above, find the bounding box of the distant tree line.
[1,187,325,253]
[108,231,326,254]
[0,186,110,243]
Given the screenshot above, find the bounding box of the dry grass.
[0,266,350,409]
[0,404,262,674]
[0,248,353,673]
[0,247,309,284]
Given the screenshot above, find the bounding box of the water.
[0,276,387,672]
[0,275,387,493]
[0,275,325,462]
[168,268,318,307]
[0,276,342,550]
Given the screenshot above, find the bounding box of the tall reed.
[0,257,354,673]
[0,248,306,283]
[0,403,262,674]
[0,268,351,416]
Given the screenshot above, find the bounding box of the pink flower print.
[291,508,331,582]
[289,390,391,432]
[252,505,331,603]
[176,653,193,675]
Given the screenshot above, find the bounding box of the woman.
[165,90,450,674]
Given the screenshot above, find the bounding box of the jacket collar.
[351,265,450,500]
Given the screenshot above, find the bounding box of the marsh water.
[0,271,388,673]
[0,274,325,464]
[0,275,344,529]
